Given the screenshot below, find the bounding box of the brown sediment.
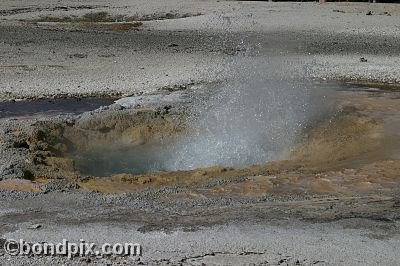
[73,22,143,32]
[0,179,42,192]
[24,108,183,179]
[34,21,143,32]
[290,110,383,170]
[343,80,400,92]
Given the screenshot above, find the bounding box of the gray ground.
[1,1,400,265]
[1,190,400,265]
[1,1,400,100]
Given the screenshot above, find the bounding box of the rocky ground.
[1,1,400,265]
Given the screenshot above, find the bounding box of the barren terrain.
[1,1,400,265]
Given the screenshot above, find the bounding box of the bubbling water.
[163,77,332,171]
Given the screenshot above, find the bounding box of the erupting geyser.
[74,78,333,176]
[167,78,332,171]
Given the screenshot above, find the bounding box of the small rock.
[80,257,92,263]
[167,43,179,47]
[28,224,42,229]
[69,53,88,59]
[109,104,124,111]
[360,57,368,63]
[333,9,345,13]
[366,11,373,16]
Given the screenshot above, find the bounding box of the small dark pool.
[0,98,115,119]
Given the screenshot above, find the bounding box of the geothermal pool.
[72,80,337,176]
